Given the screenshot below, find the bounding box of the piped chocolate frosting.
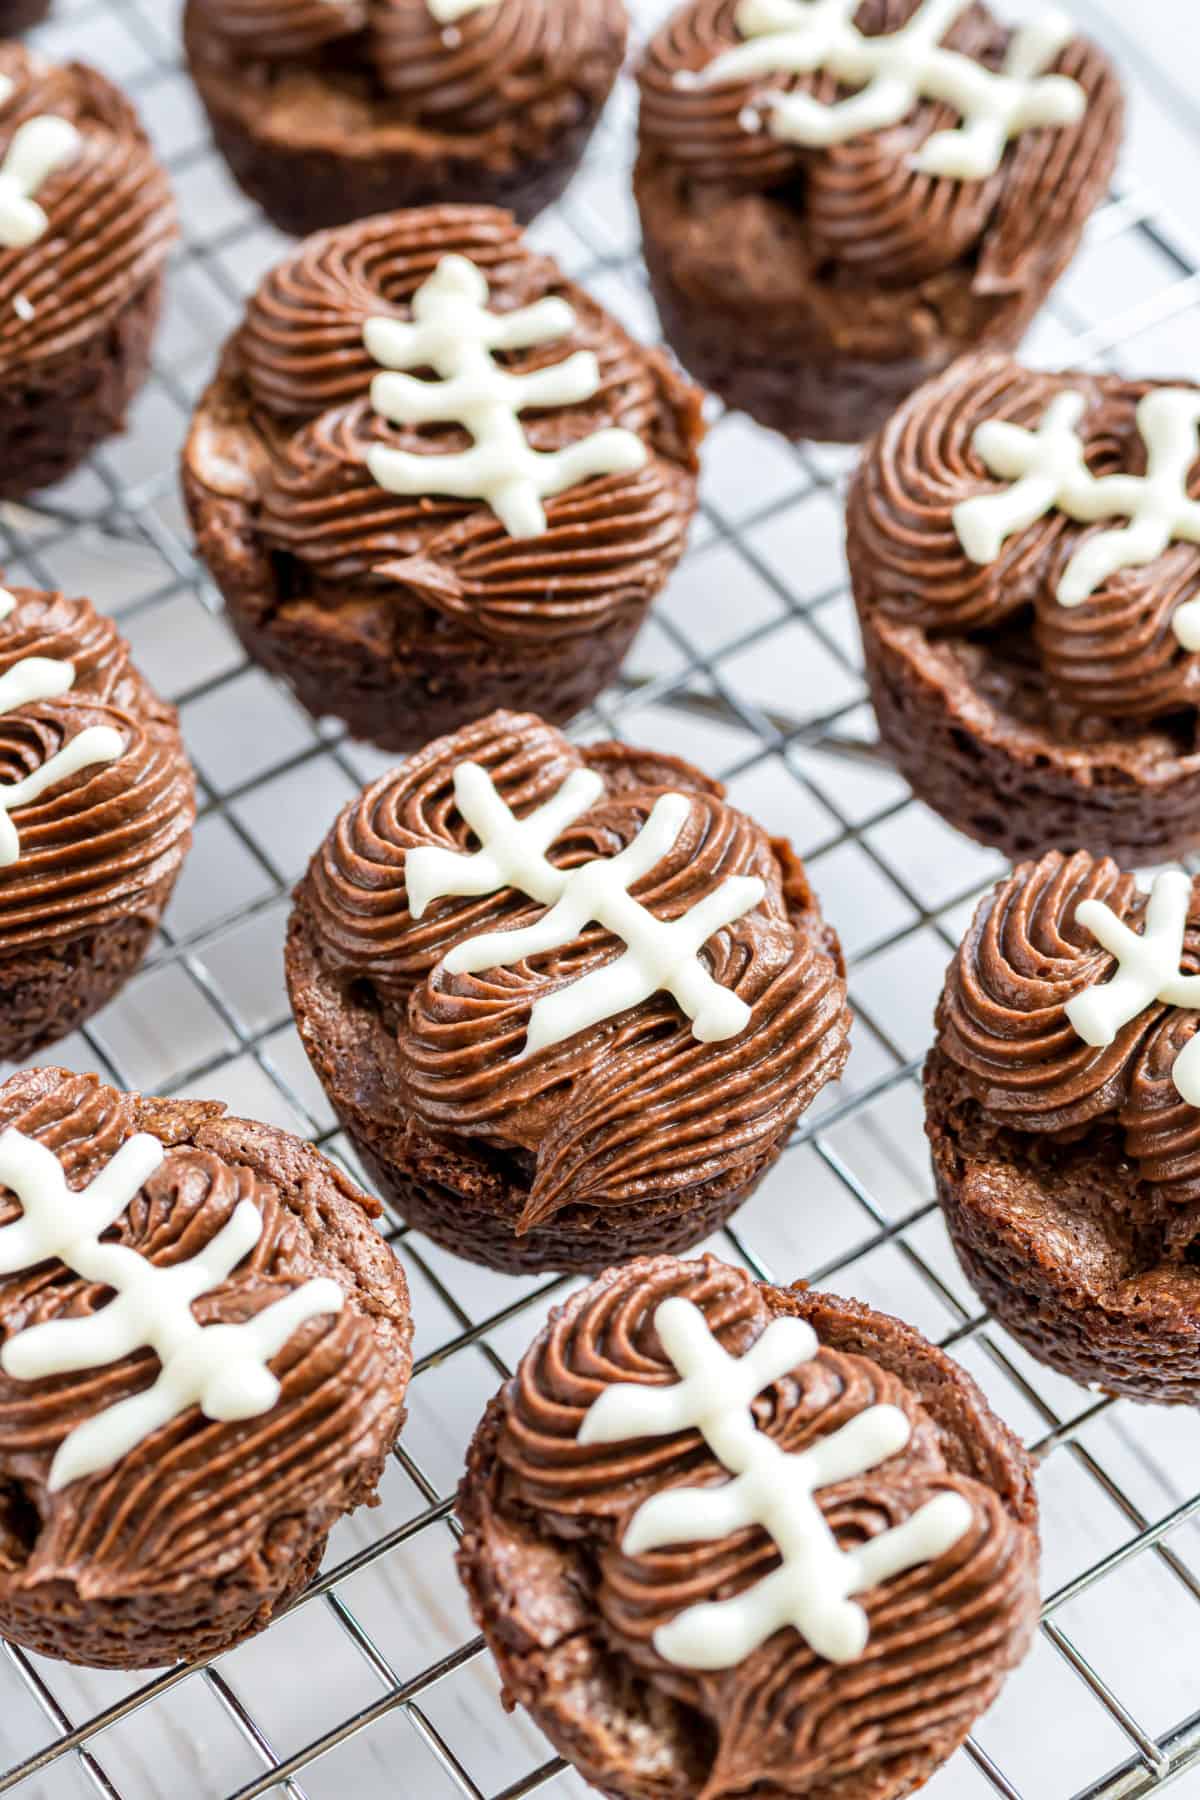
[851,354,1200,723]
[294,710,850,1230]
[639,0,1120,293]
[0,587,193,957]
[187,206,702,649]
[0,1065,413,1670]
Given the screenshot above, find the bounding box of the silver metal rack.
[3,0,1200,1794]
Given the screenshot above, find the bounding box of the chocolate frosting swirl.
[188,207,702,647]
[0,1067,411,1623]
[0,588,194,955]
[638,0,1121,291]
[189,0,629,138]
[484,1255,1034,1797]
[851,353,1200,723]
[937,849,1200,1207]
[296,711,850,1228]
[0,46,176,374]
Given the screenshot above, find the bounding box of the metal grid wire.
[3,0,1200,1794]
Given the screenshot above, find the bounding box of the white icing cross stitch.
[363,254,647,540]
[426,0,496,20]
[684,0,1085,181]
[406,761,765,1057]
[0,587,123,869]
[1066,869,1200,1107]
[579,1297,973,1668]
[0,1127,345,1492]
[0,74,81,249]
[953,388,1200,649]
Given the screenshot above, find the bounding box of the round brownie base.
[0,275,163,500]
[0,894,173,1066]
[457,1272,1041,1800]
[643,237,954,446]
[0,0,50,30]
[352,1119,784,1277]
[926,1045,1200,1404]
[197,91,606,239]
[854,600,1200,864]
[222,580,644,755]
[285,909,791,1275]
[183,436,650,754]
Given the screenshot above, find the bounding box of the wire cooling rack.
[3,0,1200,1794]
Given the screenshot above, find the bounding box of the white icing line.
[1066,869,1200,1106]
[0,588,124,867]
[954,387,1200,648]
[579,1296,973,1668]
[686,0,1086,180]
[426,0,497,21]
[0,112,81,249]
[0,1128,345,1492]
[405,760,764,1055]
[363,254,647,540]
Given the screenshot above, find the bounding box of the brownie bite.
[183,0,629,239]
[286,710,851,1274]
[458,1252,1041,1800]
[928,850,1200,1404]
[183,205,703,753]
[0,43,175,496]
[0,1065,413,1670]
[636,0,1122,443]
[0,585,194,1064]
[849,354,1200,863]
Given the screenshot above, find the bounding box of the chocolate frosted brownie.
[850,353,1200,862]
[928,850,1200,1403]
[183,205,703,752]
[286,710,851,1274]
[0,585,194,1063]
[0,1066,413,1669]
[0,44,175,495]
[458,1252,1040,1800]
[636,0,1122,442]
[183,0,629,238]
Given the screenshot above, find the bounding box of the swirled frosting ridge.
[937,848,1200,1206]
[0,587,194,956]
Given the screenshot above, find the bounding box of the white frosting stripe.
[954,387,1200,647]
[363,255,647,540]
[1065,869,1200,1107]
[406,761,764,1055]
[687,0,1086,180]
[426,0,499,19]
[0,586,124,868]
[0,75,82,249]
[0,1128,344,1492]
[580,1296,973,1669]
